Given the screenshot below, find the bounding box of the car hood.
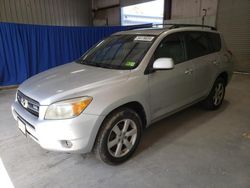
[19,62,130,105]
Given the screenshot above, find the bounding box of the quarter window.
[208,33,221,52]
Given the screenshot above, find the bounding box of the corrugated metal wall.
[0,0,92,26]
[167,0,218,29]
[92,0,120,26]
[93,0,119,8]
[171,0,218,19]
[217,0,250,72]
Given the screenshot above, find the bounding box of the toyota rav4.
[12,25,233,165]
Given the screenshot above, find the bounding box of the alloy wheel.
[107,119,137,158]
[213,83,224,106]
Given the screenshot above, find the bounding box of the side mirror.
[153,58,174,70]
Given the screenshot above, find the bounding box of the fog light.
[61,140,73,148]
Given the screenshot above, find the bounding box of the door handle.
[185,69,193,75]
[213,61,220,66]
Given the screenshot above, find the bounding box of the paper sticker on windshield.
[134,36,154,42]
[125,61,136,67]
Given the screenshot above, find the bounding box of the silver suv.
[12,25,233,165]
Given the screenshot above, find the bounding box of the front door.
[148,32,195,120]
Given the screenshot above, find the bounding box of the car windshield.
[78,35,155,70]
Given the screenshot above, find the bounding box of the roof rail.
[154,23,217,30]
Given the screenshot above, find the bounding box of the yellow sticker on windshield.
[125,61,136,67]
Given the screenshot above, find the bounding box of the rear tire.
[202,77,226,110]
[94,108,142,165]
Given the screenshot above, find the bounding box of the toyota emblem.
[21,98,28,108]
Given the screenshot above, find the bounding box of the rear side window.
[208,33,221,52]
[185,32,211,59]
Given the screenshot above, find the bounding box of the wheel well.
[92,101,147,152]
[218,72,228,85]
[110,102,147,129]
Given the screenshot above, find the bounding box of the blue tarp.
[0,22,151,86]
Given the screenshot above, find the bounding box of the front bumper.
[11,101,105,153]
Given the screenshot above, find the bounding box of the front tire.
[94,108,142,165]
[202,77,226,110]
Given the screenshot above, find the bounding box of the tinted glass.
[154,33,186,64]
[185,32,210,59]
[208,33,221,52]
[79,35,154,70]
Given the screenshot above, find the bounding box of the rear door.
[148,32,195,120]
[184,31,220,99]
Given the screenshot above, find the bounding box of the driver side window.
[154,33,186,64]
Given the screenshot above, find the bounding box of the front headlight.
[45,97,92,120]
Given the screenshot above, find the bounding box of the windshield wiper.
[94,63,118,69]
[79,59,118,69]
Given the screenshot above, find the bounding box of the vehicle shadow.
[134,100,230,156]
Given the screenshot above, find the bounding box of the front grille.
[17,90,40,117]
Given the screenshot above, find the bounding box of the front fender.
[99,96,151,127]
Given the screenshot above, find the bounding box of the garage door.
[217,0,250,72]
